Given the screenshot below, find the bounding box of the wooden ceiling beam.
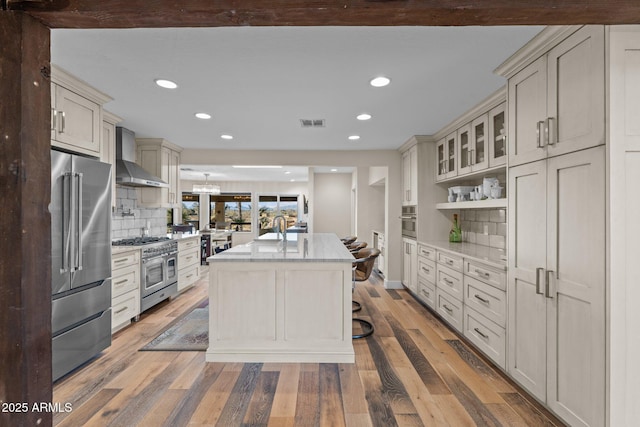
[17,0,640,29]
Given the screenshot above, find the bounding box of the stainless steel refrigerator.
[51,149,112,382]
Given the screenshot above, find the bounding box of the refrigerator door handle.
[61,172,73,273]
[76,172,84,271]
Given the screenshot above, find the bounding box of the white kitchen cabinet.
[488,102,507,167]
[507,26,605,167]
[416,243,436,309]
[135,138,183,208]
[50,65,112,158]
[111,249,141,333]
[508,146,605,426]
[436,132,457,182]
[402,238,418,293]
[178,236,200,292]
[401,145,418,206]
[458,115,490,175]
[101,110,121,210]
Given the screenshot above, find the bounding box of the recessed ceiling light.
[284,171,292,175]
[370,76,391,87]
[348,135,361,141]
[331,168,338,172]
[232,165,283,169]
[290,179,295,182]
[357,113,372,121]
[155,79,178,89]
[221,134,233,140]
[195,112,211,120]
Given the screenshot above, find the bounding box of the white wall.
[312,172,352,236]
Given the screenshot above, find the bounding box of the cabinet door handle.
[474,294,490,304]
[58,111,66,133]
[536,121,545,148]
[474,327,489,339]
[545,270,554,299]
[546,117,556,146]
[536,267,544,295]
[51,108,57,131]
[470,149,475,165]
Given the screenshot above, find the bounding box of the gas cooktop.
[112,236,171,246]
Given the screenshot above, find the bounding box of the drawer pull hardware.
[186,274,193,279]
[114,258,129,264]
[114,279,128,285]
[445,259,454,266]
[443,278,453,285]
[115,306,128,315]
[422,267,430,273]
[474,269,490,278]
[474,294,490,304]
[474,327,489,339]
[443,304,453,313]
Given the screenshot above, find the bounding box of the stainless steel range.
[112,237,178,312]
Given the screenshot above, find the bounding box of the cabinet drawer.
[417,244,436,261]
[112,250,140,270]
[464,306,506,368]
[178,246,200,268]
[436,264,463,301]
[178,237,200,251]
[436,288,463,332]
[111,263,140,298]
[437,250,463,271]
[464,275,506,327]
[417,257,436,283]
[178,264,200,292]
[112,290,139,332]
[464,260,506,291]
[417,277,436,309]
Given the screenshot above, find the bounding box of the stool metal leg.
[352,318,374,339]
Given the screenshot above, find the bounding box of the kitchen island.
[206,233,355,363]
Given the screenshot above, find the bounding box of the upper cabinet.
[101,110,122,210]
[50,65,113,158]
[502,26,605,167]
[401,145,418,206]
[435,88,506,183]
[135,138,183,208]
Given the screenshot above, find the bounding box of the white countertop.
[420,240,507,270]
[208,233,354,263]
[111,245,141,255]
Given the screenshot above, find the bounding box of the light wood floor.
[53,267,565,427]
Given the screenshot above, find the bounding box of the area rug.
[140,299,209,351]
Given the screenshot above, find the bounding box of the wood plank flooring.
[53,267,565,426]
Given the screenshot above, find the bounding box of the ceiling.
[51,26,543,181]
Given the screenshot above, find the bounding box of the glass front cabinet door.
[436,132,458,182]
[458,123,472,175]
[488,102,507,167]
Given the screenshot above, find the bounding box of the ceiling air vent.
[300,119,326,128]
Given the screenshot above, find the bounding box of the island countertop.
[207,232,354,263]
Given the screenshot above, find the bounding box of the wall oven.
[401,205,417,238]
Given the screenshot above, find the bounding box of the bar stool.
[351,248,380,339]
[341,236,357,245]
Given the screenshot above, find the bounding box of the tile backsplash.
[460,209,507,249]
[111,187,167,240]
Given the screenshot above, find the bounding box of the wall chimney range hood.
[115,127,169,188]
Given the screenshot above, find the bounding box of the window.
[182,194,200,229]
[210,193,252,232]
[258,194,299,235]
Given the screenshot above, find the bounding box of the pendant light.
[192,173,220,195]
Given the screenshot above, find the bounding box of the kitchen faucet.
[273,215,287,241]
